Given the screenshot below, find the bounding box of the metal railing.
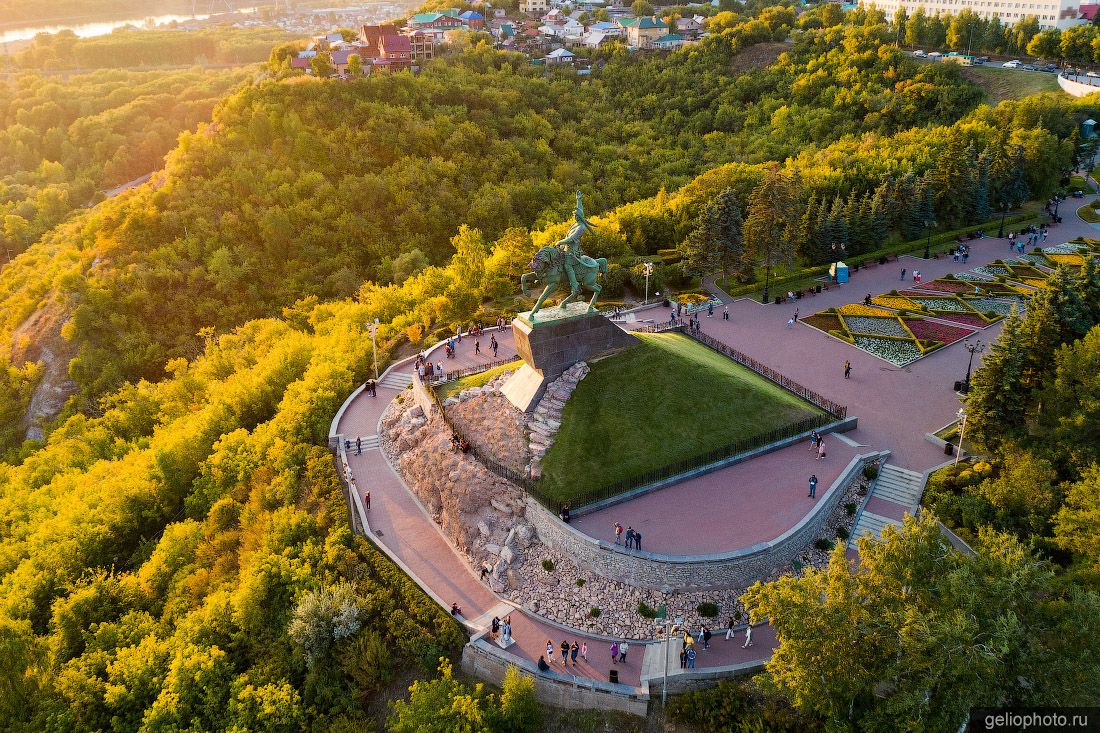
[443,355,521,383]
[686,330,848,419]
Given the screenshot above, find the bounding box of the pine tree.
[814,197,833,264]
[796,193,820,263]
[965,308,1029,453]
[744,164,801,302]
[828,195,850,255]
[679,187,745,281]
[869,186,890,248]
[972,151,992,223]
[1075,254,1100,326]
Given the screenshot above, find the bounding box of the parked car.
[1087,71,1099,78]
[1003,60,1021,68]
[1073,190,1085,198]
[912,49,927,58]
[976,56,990,62]
[1022,64,1038,71]
[1042,64,1059,72]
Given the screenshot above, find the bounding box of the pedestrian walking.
[613,522,623,544]
[610,641,619,664]
[581,641,588,661]
[743,625,753,648]
[546,640,555,664]
[723,305,729,320]
[863,293,872,306]
[702,626,711,650]
[726,616,736,640]
[810,430,820,451]
[687,648,696,668]
[560,640,570,666]
[570,641,579,665]
[618,641,629,663]
[808,474,818,498]
[708,302,714,318]
[356,436,362,455]
[625,527,635,550]
[480,562,491,581]
[844,360,851,379]
[900,267,906,281]
[365,490,371,510]
[817,440,826,460]
[475,339,481,355]
[786,317,794,329]
[793,307,799,322]
[491,617,500,639]
[633,530,641,551]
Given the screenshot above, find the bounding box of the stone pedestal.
[501,302,638,412]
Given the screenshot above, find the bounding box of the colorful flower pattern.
[843,316,910,337]
[904,318,975,345]
[853,336,923,366]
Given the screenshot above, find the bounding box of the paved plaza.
[336,205,1098,689]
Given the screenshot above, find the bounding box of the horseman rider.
[556,191,596,294]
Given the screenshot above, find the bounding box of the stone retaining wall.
[526,450,890,592]
[461,637,650,716]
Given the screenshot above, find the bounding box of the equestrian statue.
[520,191,608,320]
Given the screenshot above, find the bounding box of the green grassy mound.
[436,359,523,400]
[539,332,825,503]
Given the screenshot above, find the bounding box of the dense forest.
[12,27,293,70]
[0,66,255,257]
[1,4,1099,729]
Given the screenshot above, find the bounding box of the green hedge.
[719,211,1043,301]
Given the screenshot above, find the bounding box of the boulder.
[485,543,501,555]
[477,521,490,537]
[490,498,513,514]
[409,405,425,419]
[500,545,516,564]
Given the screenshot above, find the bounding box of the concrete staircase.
[848,464,925,548]
[379,370,413,391]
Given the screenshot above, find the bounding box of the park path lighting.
[961,338,985,393]
[923,219,936,259]
[955,408,968,467]
[643,261,654,305]
[658,613,682,707]
[370,317,380,381]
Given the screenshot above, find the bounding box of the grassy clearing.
[539,332,825,502]
[436,359,523,400]
[960,66,1061,103]
[1077,203,1100,223]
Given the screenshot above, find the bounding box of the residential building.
[652,33,686,49]
[522,0,550,15]
[458,10,486,28]
[407,29,438,61]
[867,0,1083,30]
[359,23,399,53]
[675,16,704,36]
[619,16,668,47]
[545,47,576,63]
[375,34,412,70]
[408,12,466,30]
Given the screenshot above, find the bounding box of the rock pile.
[526,361,589,479]
[443,371,528,472]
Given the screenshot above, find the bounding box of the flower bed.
[801,313,843,332]
[870,295,922,311]
[1017,254,1049,266]
[910,296,971,312]
[836,303,896,317]
[965,297,1023,316]
[973,265,1010,277]
[928,312,994,328]
[904,318,975,345]
[911,280,973,294]
[1046,253,1086,267]
[853,335,923,366]
[952,272,995,282]
[843,315,911,337]
[1021,278,1047,289]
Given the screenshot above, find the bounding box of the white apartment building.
[868,0,1086,30]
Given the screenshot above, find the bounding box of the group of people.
[451,433,471,454]
[490,615,513,645]
[1008,226,1046,253]
[952,243,971,263]
[810,429,827,461]
[416,354,443,381]
[612,522,643,551]
[538,638,602,670]
[898,268,922,283]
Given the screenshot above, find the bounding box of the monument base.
[501,303,638,413]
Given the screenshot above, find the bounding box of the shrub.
[844,501,857,516]
[589,607,601,618]
[863,464,879,480]
[836,527,850,541]
[696,602,719,618]
[814,538,834,552]
[541,559,554,573]
[575,578,585,587]
[638,602,658,618]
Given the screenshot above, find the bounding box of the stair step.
[872,485,920,504]
[882,465,923,480]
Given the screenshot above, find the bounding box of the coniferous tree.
[679,187,745,281]
[965,307,1029,452]
[814,197,834,263]
[869,186,890,247]
[744,164,801,302]
[972,151,993,223]
[796,192,820,262]
[828,195,850,254]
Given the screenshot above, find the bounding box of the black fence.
[686,330,847,419]
[443,355,521,383]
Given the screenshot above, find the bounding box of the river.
[0,9,259,46]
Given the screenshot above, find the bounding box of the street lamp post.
[923,219,935,259]
[370,318,380,381]
[961,338,985,393]
[643,262,654,305]
[954,408,968,467]
[997,200,1009,238]
[659,615,682,707]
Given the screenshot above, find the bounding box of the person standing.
[786,317,795,329]
[810,430,820,452]
[726,616,736,640]
[610,641,619,664]
[687,647,696,668]
[356,436,362,455]
[817,440,826,461]
[844,360,851,379]
[723,305,729,320]
[581,641,588,662]
[743,624,753,648]
[808,474,818,499]
[900,267,906,281]
[624,527,634,549]
[365,490,371,510]
[560,640,570,666]
[475,339,481,355]
[702,626,711,650]
[633,531,641,551]
[570,641,579,666]
[618,640,629,663]
[613,522,623,544]
[793,307,799,322]
[680,648,687,668]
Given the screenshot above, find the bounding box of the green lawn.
[960,66,1060,103]
[539,333,825,503]
[436,359,523,400]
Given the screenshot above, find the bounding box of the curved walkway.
[335,203,1098,692]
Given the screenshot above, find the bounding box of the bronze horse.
[520,246,608,319]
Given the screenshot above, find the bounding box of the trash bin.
[944,442,954,456]
[609,669,619,684]
[815,285,822,294]
[773,295,782,305]
[953,380,963,392]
